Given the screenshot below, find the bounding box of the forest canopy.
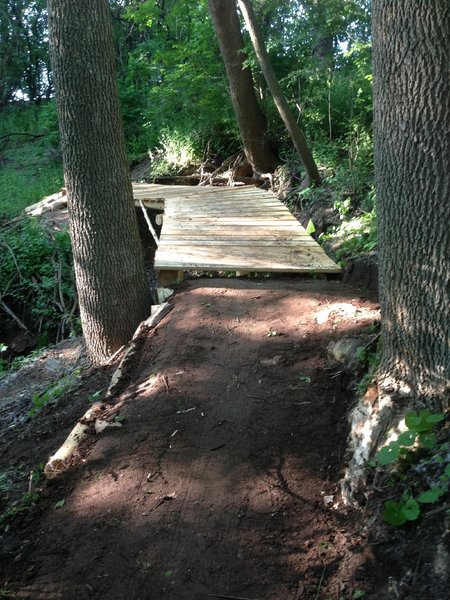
[1,0,373,164]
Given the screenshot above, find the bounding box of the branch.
[0,297,29,331]
[0,132,48,142]
[198,151,242,186]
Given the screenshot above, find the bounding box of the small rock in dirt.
[44,358,62,373]
[433,539,449,581]
[260,355,284,366]
[327,337,365,364]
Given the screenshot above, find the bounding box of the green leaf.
[401,498,420,521]
[444,464,450,478]
[417,488,443,504]
[306,219,316,235]
[397,431,416,447]
[425,413,444,424]
[376,443,400,465]
[405,411,423,431]
[418,432,436,449]
[383,500,406,526]
[54,499,65,509]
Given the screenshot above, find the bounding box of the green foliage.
[383,497,420,526]
[28,368,81,417]
[0,103,63,218]
[305,219,316,235]
[0,219,77,340]
[0,465,43,530]
[376,411,445,466]
[116,0,373,168]
[0,0,49,105]
[375,412,449,526]
[118,0,238,161]
[148,129,201,177]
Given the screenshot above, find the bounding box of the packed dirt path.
[1,278,382,599]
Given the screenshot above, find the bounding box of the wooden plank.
[167,207,289,215]
[166,200,281,206]
[156,236,317,243]
[165,219,298,227]
[157,246,328,260]
[167,212,296,219]
[156,249,335,264]
[161,226,310,234]
[160,231,316,239]
[155,260,340,273]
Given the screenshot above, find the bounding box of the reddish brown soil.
[1,278,385,599]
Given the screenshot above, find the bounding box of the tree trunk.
[374,0,450,407]
[48,0,152,363]
[237,0,321,187]
[342,0,450,503]
[207,0,278,175]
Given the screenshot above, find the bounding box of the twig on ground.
[150,493,176,511]
[314,565,327,600]
[424,503,449,519]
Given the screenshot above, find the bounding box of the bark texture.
[342,1,450,504]
[374,0,450,406]
[48,0,151,363]
[238,0,321,186]
[207,0,278,174]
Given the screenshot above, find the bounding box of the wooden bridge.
[132,183,340,277]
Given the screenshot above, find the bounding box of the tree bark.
[374,0,450,407]
[237,0,321,187]
[207,0,278,175]
[48,0,152,363]
[342,0,450,504]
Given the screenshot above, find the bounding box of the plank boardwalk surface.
[132,183,340,274]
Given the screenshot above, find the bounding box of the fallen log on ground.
[44,402,102,479]
[43,302,173,479]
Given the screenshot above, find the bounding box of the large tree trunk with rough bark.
[207,0,278,175]
[237,0,321,187]
[374,0,450,407]
[342,0,450,503]
[48,0,152,363]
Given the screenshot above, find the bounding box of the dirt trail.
[1,278,382,600]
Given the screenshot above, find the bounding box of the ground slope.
[1,278,382,599]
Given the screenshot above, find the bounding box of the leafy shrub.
[374,411,449,526]
[0,219,77,342]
